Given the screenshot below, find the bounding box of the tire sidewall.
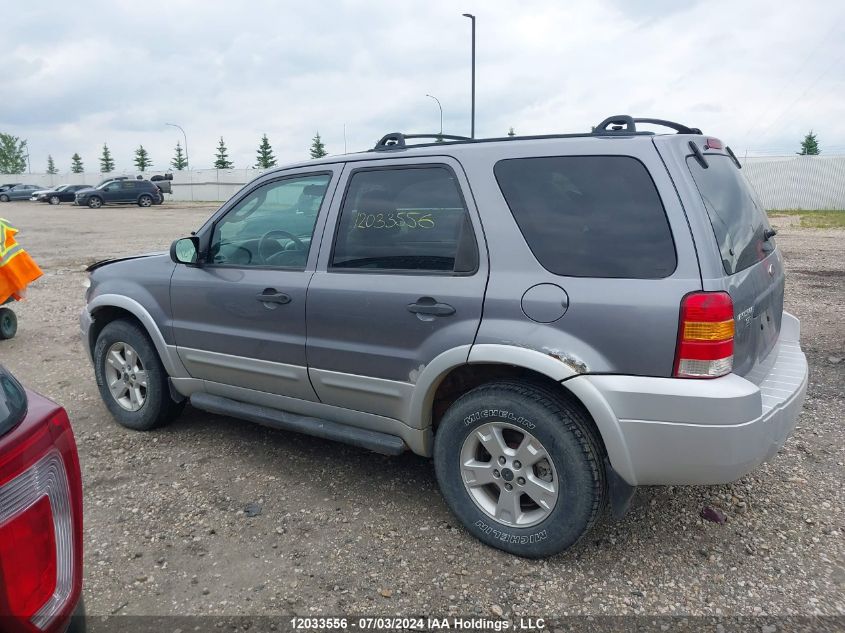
[88,197,102,208]
[0,195,8,202]
[138,194,152,207]
[434,384,602,558]
[93,320,167,431]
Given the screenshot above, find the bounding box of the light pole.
[426,94,443,138]
[462,13,476,139]
[165,122,191,201]
[165,123,189,170]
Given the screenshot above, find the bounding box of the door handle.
[256,289,291,305]
[407,297,455,316]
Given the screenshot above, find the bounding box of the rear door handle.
[256,289,291,304]
[407,297,455,316]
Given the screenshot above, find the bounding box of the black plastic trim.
[190,392,406,455]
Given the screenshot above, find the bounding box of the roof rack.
[374,132,471,151]
[593,115,702,135]
[370,115,702,152]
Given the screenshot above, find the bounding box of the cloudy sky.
[2,0,843,173]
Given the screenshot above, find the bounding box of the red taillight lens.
[0,496,57,619]
[0,408,82,633]
[674,291,735,378]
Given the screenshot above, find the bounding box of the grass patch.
[767,210,845,229]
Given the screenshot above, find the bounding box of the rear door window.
[686,155,771,275]
[495,156,676,278]
[330,166,478,273]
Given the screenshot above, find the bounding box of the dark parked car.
[75,179,162,208]
[0,185,41,202]
[33,185,90,205]
[0,364,85,632]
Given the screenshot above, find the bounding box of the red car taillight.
[673,291,735,378]
[0,408,82,633]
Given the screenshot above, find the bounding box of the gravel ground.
[0,201,842,618]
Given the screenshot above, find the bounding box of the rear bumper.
[569,312,808,486]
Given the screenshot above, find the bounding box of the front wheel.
[49,195,60,205]
[0,194,9,202]
[88,196,103,209]
[93,319,184,430]
[138,194,152,207]
[434,381,606,558]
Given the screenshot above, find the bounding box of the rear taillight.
[673,291,735,378]
[0,408,82,633]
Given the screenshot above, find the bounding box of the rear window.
[494,156,676,278]
[0,366,27,437]
[686,154,771,275]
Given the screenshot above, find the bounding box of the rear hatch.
[684,145,784,379]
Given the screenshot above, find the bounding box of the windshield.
[687,154,773,275]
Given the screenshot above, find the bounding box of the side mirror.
[170,236,200,265]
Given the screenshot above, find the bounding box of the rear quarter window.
[494,155,677,278]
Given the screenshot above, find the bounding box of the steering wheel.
[257,230,305,264]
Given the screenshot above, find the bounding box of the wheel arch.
[411,344,635,483]
[87,294,186,378]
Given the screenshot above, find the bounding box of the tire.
[0,195,9,202]
[0,308,17,340]
[88,196,103,209]
[138,194,152,207]
[49,195,60,205]
[434,381,606,558]
[93,319,184,430]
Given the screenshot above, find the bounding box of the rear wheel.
[0,308,17,340]
[49,195,60,205]
[88,196,102,209]
[138,194,152,207]
[94,319,184,430]
[434,381,606,558]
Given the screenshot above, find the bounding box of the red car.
[0,364,84,633]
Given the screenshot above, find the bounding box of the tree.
[798,130,820,155]
[508,127,516,137]
[171,141,187,170]
[71,153,84,174]
[46,154,58,174]
[255,134,276,169]
[99,143,115,173]
[214,137,233,169]
[0,133,28,174]
[134,144,152,171]
[309,132,327,159]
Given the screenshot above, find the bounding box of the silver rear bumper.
[567,312,808,486]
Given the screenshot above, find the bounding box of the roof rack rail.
[373,132,472,151]
[593,115,702,136]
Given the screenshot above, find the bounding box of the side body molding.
[86,294,189,378]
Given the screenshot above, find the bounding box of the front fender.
[86,293,188,378]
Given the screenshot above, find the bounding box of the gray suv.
[80,116,808,557]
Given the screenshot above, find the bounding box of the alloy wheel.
[460,421,559,528]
